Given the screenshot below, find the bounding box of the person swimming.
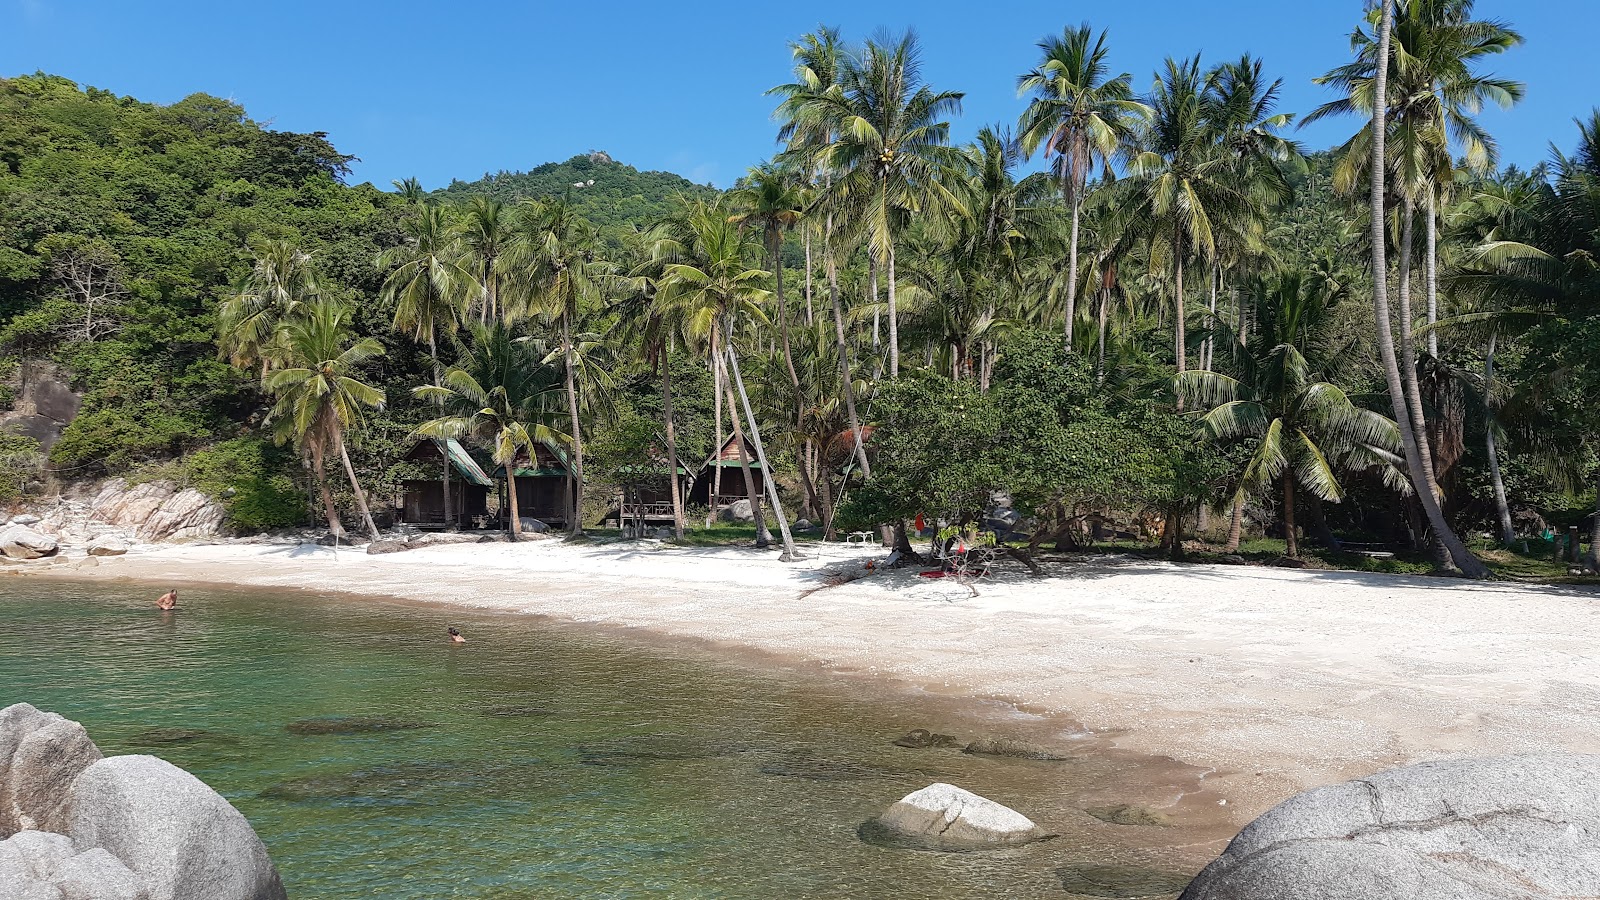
[447,627,466,644]
[156,589,177,611]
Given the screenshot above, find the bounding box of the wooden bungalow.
[604,459,692,528]
[399,438,494,528]
[494,441,576,528]
[687,435,766,511]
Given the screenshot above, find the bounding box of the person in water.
[447,627,466,644]
[156,589,177,611]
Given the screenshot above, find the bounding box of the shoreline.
[17,537,1600,832]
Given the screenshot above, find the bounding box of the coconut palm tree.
[1016,23,1148,347]
[797,30,967,378]
[220,239,320,375]
[460,196,512,324]
[379,204,474,383]
[1179,271,1403,559]
[413,322,570,540]
[1123,56,1261,379]
[1316,0,1491,576]
[656,201,800,559]
[262,300,386,541]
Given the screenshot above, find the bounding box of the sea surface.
[0,581,1202,898]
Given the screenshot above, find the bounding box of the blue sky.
[2,1,1590,189]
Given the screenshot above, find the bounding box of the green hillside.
[435,152,720,245]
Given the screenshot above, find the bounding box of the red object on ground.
[914,513,926,532]
[918,570,948,579]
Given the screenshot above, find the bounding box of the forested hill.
[435,152,719,241]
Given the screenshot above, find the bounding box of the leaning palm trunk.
[826,220,871,478]
[726,339,801,562]
[714,345,771,547]
[708,358,723,528]
[562,310,584,537]
[310,441,344,537]
[333,427,380,541]
[1366,0,1488,579]
[1483,334,1514,547]
[771,233,818,519]
[662,349,686,541]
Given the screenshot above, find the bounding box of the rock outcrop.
[1179,753,1600,900]
[0,525,59,560]
[859,782,1054,851]
[0,703,286,900]
[85,537,130,557]
[70,755,285,900]
[0,704,102,834]
[84,480,226,543]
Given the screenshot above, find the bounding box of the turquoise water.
[0,582,1199,898]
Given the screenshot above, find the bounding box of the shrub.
[181,437,306,530]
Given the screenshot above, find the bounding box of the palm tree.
[1179,271,1403,559]
[510,198,610,537]
[219,239,319,375]
[1016,24,1148,347]
[414,323,570,540]
[770,27,873,478]
[460,196,512,323]
[1319,0,1491,576]
[262,301,386,541]
[379,204,474,382]
[656,201,800,559]
[392,177,428,206]
[798,30,967,377]
[1123,57,1261,379]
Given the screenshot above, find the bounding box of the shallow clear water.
[0,582,1200,898]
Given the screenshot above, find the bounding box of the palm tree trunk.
[886,244,900,378]
[1483,334,1514,547]
[662,347,686,541]
[1225,492,1244,553]
[1282,474,1298,559]
[774,235,800,391]
[1426,188,1440,359]
[430,333,452,527]
[1065,196,1081,348]
[827,217,871,479]
[803,231,814,326]
[334,428,380,541]
[869,260,882,380]
[1396,200,1439,488]
[1173,235,1186,375]
[726,339,800,561]
[506,469,522,540]
[310,442,344,537]
[562,310,585,537]
[1205,263,1219,371]
[1366,0,1488,579]
[1097,286,1110,381]
[709,356,724,528]
[715,341,771,547]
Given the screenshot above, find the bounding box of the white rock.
[85,537,130,557]
[860,782,1052,851]
[68,755,285,900]
[7,514,40,526]
[0,525,58,560]
[0,704,102,834]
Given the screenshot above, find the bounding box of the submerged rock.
[757,754,910,782]
[858,782,1054,852]
[892,728,962,750]
[1058,864,1195,898]
[1178,753,1600,900]
[285,716,436,736]
[1083,804,1174,827]
[576,735,763,767]
[70,754,286,900]
[962,738,1073,761]
[128,727,235,748]
[0,702,103,835]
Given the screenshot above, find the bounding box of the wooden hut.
[399,438,494,528]
[605,458,692,528]
[688,435,765,511]
[494,441,575,528]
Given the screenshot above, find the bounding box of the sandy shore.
[19,537,1600,826]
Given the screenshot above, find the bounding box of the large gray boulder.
[0,525,58,560]
[0,704,102,836]
[718,499,754,523]
[68,755,286,900]
[1179,753,1600,900]
[0,831,145,900]
[859,782,1053,851]
[85,537,130,557]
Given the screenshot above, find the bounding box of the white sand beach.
[22,538,1600,825]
